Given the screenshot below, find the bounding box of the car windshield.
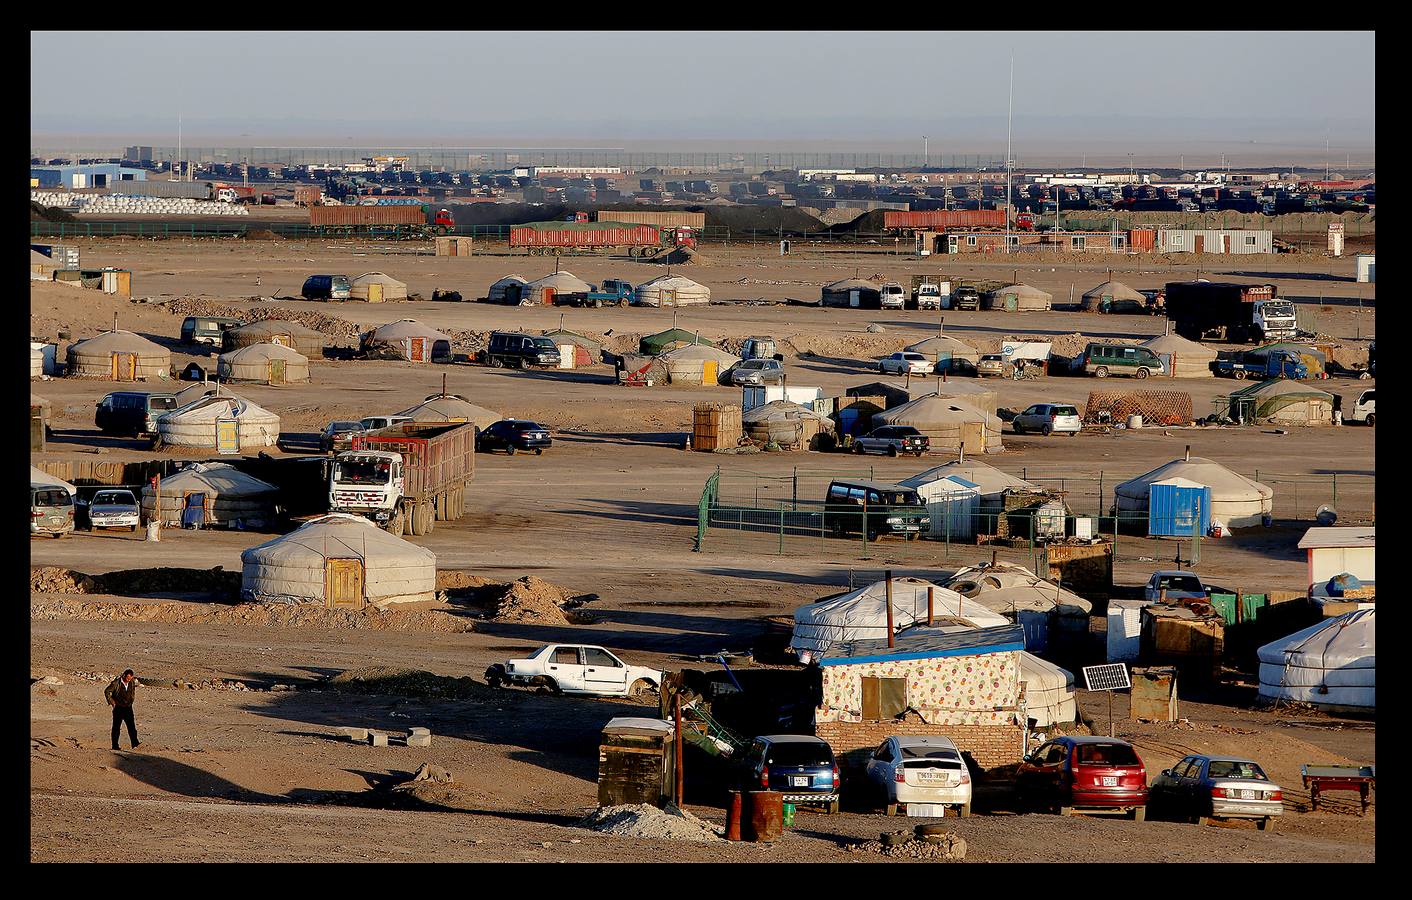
[880,490,922,506]
[1159,575,1204,592]
[150,397,178,411]
[531,338,557,350]
[93,492,133,506]
[741,360,766,370]
[764,742,832,767]
[333,459,392,485]
[34,489,72,507]
[982,355,1002,362]
[331,422,362,434]
[1051,406,1079,417]
[1075,743,1141,766]
[1206,760,1267,780]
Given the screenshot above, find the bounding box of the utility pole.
[1005,53,1014,255]
[177,114,182,182]
[923,135,928,168]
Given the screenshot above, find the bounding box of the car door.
[583,646,629,694]
[1017,405,1040,430]
[1152,756,1191,811]
[545,645,586,692]
[1178,758,1208,811]
[865,739,894,795]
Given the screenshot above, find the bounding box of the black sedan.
[478,419,552,456]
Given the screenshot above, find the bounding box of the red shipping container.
[883,209,1006,230]
[310,206,426,226]
[1128,228,1156,251]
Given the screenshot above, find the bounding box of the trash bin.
[782,802,796,829]
[744,791,783,842]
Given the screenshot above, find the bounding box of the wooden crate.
[692,403,742,451]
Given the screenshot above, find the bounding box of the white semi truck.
[328,422,476,537]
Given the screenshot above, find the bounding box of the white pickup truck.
[485,644,662,697]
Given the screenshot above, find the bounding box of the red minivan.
[1016,736,1147,820]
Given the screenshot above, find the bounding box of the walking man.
[106,669,140,751]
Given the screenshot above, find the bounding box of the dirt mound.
[245,229,284,241]
[29,596,472,632]
[325,667,501,700]
[645,246,706,266]
[31,566,238,599]
[161,297,362,342]
[577,804,723,842]
[783,332,906,360]
[31,202,77,223]
[492,576,584,625]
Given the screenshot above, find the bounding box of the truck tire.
[1133,806,1147,822]
[423,504,435,534]
[593,299,603,309]
[1135,367,1149,379]
[434,493,447,521]
[1234,369,1247,380]
[489,356,503,369]
[387,507,406,537]
[1366,413,1375,426]
[959,802,972,818]
[405,501,422,536]
[1095,366,1109,378]
[506,444,517,456]
[1042,424,1053,436]
[1257,817,1272,831]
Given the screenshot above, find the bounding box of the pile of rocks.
[577,804,724,842]
[847,830,968,861]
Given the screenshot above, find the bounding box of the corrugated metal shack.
[1154,229,1273,254]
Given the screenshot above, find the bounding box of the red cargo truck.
[510,220,668,256]
[883,209,1007,231]
[331,422,476,536]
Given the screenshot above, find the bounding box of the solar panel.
[1082,663,1131,692]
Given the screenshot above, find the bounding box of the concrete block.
[408,727,431,738]
[369,732,388,747]
[405,734,432,747]
[336,727,368,742]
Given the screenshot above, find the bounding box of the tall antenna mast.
[1005,53,1013,255]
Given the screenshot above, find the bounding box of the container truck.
[329,422,476,537]
[510,220,694,256]
[308,204,450,238]
[1164,281,1298,344]
[883,209,1007,231]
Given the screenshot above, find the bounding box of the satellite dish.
[1316,505,1338,526]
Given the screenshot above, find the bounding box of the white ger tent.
[157,394,280,449]
[790,576,1009,656]
[241,513,436,607]
[30,465,77,496]
[635,274,711,307]
[1257,609,1375,711]
[140,462,278,529]
[1114,452,1273,528]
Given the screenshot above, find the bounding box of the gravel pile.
[29,595,472,633]
[847,831,967,860]
[577,804,724,842]
[161,297,363,342]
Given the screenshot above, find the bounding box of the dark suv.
[478,419,552,456]
[481,332,562,369]
[95,391,178,437]
[852,425,929,457]
[735,735,840,814]
[823,479,929,541]
[301,274,351,301]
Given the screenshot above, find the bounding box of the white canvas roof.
[1020,652,1078,727]
[157,395,280,448]
[366,319,451,342]
[791,577,1009,654]
[1141,333,1217,357]
[905,335,977,359]
[241,513,436,606]
[901,460,1038,501]
[1082,280,1146,302]
[30,465,76,494]
[1298,526,1375,550]
[635,274,711,307]
[1257,609,1374,709]
[658,343,741,365]
[944,563,1092,616]
[394,395,500,429]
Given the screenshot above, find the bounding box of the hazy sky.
[31,31,1374,152]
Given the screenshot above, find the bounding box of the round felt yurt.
[790,577,1009,656]
[226,320,329,358]
[1081,280,1147,312]
[156,394,281,450]
[658,343,741,386]
[904,334,980,374]
[240,513,437,608]
[820,278,882,308]
[487,274,530,305]
[350,271,408,302]
[987,283,1052,312]
[635,274,711,308]
[871,395,1004,453]
[1114,452,1273,528]
[359,320,453,363]
[741,400,832,449]
[172,381,219,407]
[140,461,279,529]
[1257,609,1374,712]
[395,394,501,429]
[66,330,171,381]
[1230,380,1334,426]
[1142,333,1217,378]
[523,272,592,306]
[217,343,310,385]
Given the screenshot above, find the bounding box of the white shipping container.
[1356,254,1375,283]
[741,384,824,412]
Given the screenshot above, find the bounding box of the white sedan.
[864,735,972,816]
[484,644,662,698]
[879,352,932,376]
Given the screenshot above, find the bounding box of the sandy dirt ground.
[31,238,1374,862]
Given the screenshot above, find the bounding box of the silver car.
[864,735,973,816]
[84,489,141,532]
[731,358,785,386]
[1149,755,1283,830]
[880,352,932,376]
[1012,403,1082,436]
[1144,570,1208,602]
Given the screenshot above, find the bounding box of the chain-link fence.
[692,465,1373,567]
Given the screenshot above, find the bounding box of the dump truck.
[329,422,476,537]
[1164,281,1298,344]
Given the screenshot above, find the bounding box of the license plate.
[915,771,947,785]
[1102,776,1118,787]
[1236,789,1253,799]
[790,776,809,787]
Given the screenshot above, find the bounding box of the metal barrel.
[744,791,783,842]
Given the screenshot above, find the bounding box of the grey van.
[95,391,178,437]
[1082,342,1166,379]
[30,482,75,537]
[302,274,352,301]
